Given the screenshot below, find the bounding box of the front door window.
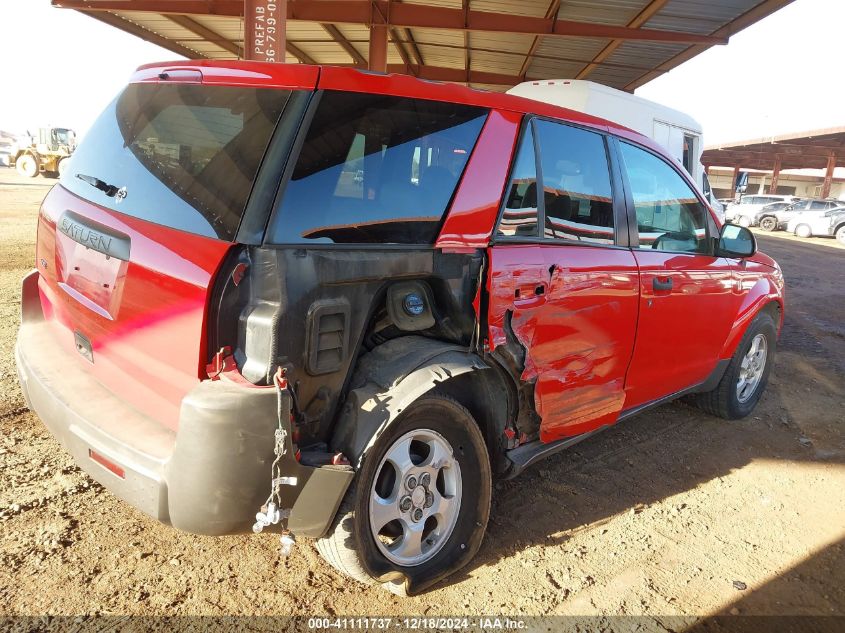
[619,141,710,253]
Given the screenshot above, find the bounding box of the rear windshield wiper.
[76,173,120,197]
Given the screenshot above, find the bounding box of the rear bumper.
[15,271,352,537]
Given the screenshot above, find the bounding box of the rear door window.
[267,92,487,244]
[60,83,292,240]
[497,124,539,237]
[534,120,615,244]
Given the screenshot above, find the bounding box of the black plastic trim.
[237,89,316,245]
[57,210,131,261]
[503,427,605,478]
[606,135,634,248]
[260,90,325,247]
[503,358,731,478]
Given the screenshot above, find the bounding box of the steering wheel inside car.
[652,231,697,252]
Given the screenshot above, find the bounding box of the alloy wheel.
[737,333,768,404]
[368,428,462,567]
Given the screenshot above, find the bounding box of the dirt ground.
[0,168,843,624]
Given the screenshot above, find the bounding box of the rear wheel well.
[429,368,514,476]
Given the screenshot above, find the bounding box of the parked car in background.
[15,60,785,596]
[726,194,798,226]
[773,199,843,232]
[832,210,845,245]
[787,205,845,240]
[757,200,802,231]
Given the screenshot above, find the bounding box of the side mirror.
[718,224,756,258]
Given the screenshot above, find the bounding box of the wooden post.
[244,0,286,62]
[822,153,836,198]
[769,155,781,194]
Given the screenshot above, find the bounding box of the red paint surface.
[130,60,677,167]
[622,251,739,410]
[436,110,522,249]
[488,245,639,442]
[719,258,785,359]
[34,59,785,444]
[132,60,320,89]
[36,185,231,430]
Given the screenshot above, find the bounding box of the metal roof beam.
[286,41,317,65]
[321,23,367,66]
[167,13,241,56]
[403,29,424,65]
[624,0,795,91]
[80,10,206,59]
[463,0,471,85]
[52,1,729,44]
[704,148,842,161]
[519,0,560,79]
[395,37,663,73]
[390,27,416,72]
[576,0,670,80]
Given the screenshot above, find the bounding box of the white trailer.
[506,79,724,219]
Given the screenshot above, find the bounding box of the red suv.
[15,61,784,595]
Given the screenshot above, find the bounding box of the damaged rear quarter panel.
[487,244,639,442]
[217,246,483,446]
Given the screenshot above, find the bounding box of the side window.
[810,200,828,210]
[534,120,615,244]
[497,124,539,237]
[619,142,711,254]
[267,92,487,244]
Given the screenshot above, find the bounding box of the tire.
[691,311,777,420]
[794,224,812,238]
[738,215,752,228]
[316,395,491,595]
[15,154,38,178]
[836,225,845,246]
[759,216,777,232]
[57,157,69,177]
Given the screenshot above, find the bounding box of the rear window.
[267,91,487,244]
[60,83,291,240]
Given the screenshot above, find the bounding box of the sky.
[636,0,845,146]
[0,0,842,145]
[0,2,175,137]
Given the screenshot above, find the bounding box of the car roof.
[132,60,670,159]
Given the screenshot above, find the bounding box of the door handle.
[514,282,547,308]
[652,276,673,292]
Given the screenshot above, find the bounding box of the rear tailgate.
[32,63,318,429]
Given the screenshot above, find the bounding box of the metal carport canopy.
[53,0,793,92]
[702,127,845,198]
